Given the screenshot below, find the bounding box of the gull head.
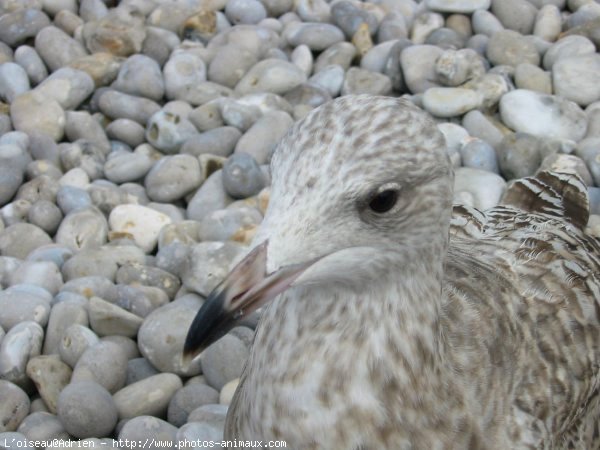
[183,95,453,362]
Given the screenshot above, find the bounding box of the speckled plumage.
[222,96,600,449]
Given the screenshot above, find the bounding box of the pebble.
[55,207,108,251]
[220,378,240,405]
[0,9,51,47]
[81,10,146,57]
[34,26,87,72]
[115,263,181,299]
[234,111,294,164]
[105,119,146,148]
[460,138,499,173]
[236,58,307,96]
[112,54,164,102]
[145,155,203,202]
[0,63,30,103]
[88,296,143,338]
[426,0,490,13]
[168,383,220,427]
[223,153,267,198]
[8,261,63,295]
[514,63,552,94]
[314,41,357,73]
[553,54,600,107]
[145,110,199,154]
[0,380,30,432]
[331,1,378,39]
[225,0,267,24]
[43,301,87,355]
[201,333,249,390]
[0,285,51,331]
[104,150,154,184]
[137,295,203,376]
[496,132,544,179]
[486,30,540,67]
[0,321,44,388]
[58,324,99,369]
[108,204,172,253]
[400,45,443,93]
[113,373,182,420]
[98,90,161,125]
[57,381,117,438]
[188,403,229,428]
[454,167,506,210]
[25,355,72,414]
[118,416,177,446]
[71,341,128,393]
[422,87,483,118]
[533,4,562,41]
[208,43,259,89]
[16,411,69,443]
[500,89,588,142]
[341,67,392,96]
[10,91,65,142]
[126,357,160,385]
[491,0,537,35]
[163,52,207,102]
[542,35,596,70]
[181,126,242,158]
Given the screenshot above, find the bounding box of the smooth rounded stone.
[187,403,228,429]
[71,341,127,393]
[308,64,345,97]
[115,263,181,299]
[0,9,49,46]
[360,40,397,74]
[16,411,69,443]
[181,127,242,159]
[58,167,90,189]
[0,63,30,104]
[64,277,117,303]
[496,132,544,179]
[82,9,146,57]
[88,183,138,215]
[26,244,72,270]
[453,167,506,210]
[220,378,239,405]
[0,256,21,288]
[116,284,169,319]
[10,91,65,142]
[55,186,91,215]
[57,380,117,438]
[314,41,357,73]
[225,0,266,24]
[104,151,153,185]
[58,324,99,369]
[462,73,509,110]
[0,381,30,432]
[542,35,596,70]
[235,58,307,96]
[576,138,600,185]
[126,357,159,386]
[466,33,490,57]
[118,416,177,446]
[400,45,443,94]
[25,160,62,181]
[491,0,537,35]
[109,205,172,253]
[113,373,182,420]
[197,207,262,243]
[435,49,486,87]
[69,52,122,88]
[330,0,378,39]
[567,2,600,28]
[500,90,588,142]
[34,25,87,72]
[460,137,499,173]
[42,302,87,356]
[23,201,61,237]
[446,14,474,38]
[283,22,344,52]
[207,44,258,90]
[34,68,94,111]
[176,421,222,442]
[8,261,62,296]
[65,111,109,150]
[167,383,220,427]
[144,155,203,203]
[0,285,51,331]
[422,87,483,118]
[438,122,469,167]
[218,99,261,132]
[290,45,313,77]
[1,200,31,228]
[222,153,266,199]
[86,296,142,338]
[0,168,23,208]
[533,4,561,41]
[98,90,161,125]
[145,111,198,155]
[553,54,600,107]
[106,119,146,148]
[341,67,392,96]
[486,30,540,67]
[181,241,246,297]
[55,207,108,251]
[163,52,207,102]
[377,11,407,42]
[539,153,593,186]
[111,54,164,102]
[407,10,442,43]
[0,321,44,387]
[0,223,52,260]
[425,27,466,50]
[200,334,248,391]
[61,245,146,282]
[187,170,234,220]
[234,111,293,165]
[425,0,490,13]
[514,63,551,94]
[25,355,71,414]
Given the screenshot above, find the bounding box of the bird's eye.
[368,189,399,213]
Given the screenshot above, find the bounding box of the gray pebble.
[168,383,220,427]
[360,40,397,74]
[54,9,84,35]
[291,44,313,76]
[309,64,345,97]
[454,167,506,210]
[208,43,259,89]
[106,119,146,148]
[0,380,30,432]
[422,87,483,118]
[0,321,44,388]
[314,41,357,72]
[25,355,71,414]
[497,132,544,179]
[115,263,181,299]
[17,412,69,443]
[378,12,408,42]
[0,63,30,103]
[198,207,263,242]
[491,0,537,35]
[234,111,294,164]
[113,373,183,420]
[410,12,445,45]
[58,324,99,368]
[177,422,223,442]
[486,29,540,67]
[400,44,443,94]
[223,153,267,199]
[8,261,62,296]
[35,67,94,110]
[65,111,110,153]
[188,403,229,429]
[26,244,73,270]
[220,99,262,131]
[0,9,51,47]
[71,341,128,393]
[126,357,160,385]
[500,89,588,142]
[284,22,345,51]
[225,0,267,24]
[55,207,108,251]
[534,4,562,41]
[112,54,164,102]
[201,333,249,391]
[82,9,146,57]
[553,54,600,107]
[104,150,154,184]
[435,49,486,87]
[0,285,51,332]
[146,110,199,154]
[34,25,87,71]
[56,186,92,214]
[79,0,108,22]
[57,380,117,438]
[163,52,208,102]
[181,126,242,158]
[61,245,146,282]
[0,167,23,208]
[331,0,378,39]
[43,302,87,355]
[542,35,596,70]
[145,154,203,202]
[341,67,392,96]
[460,138,499,173]
[236,58,308,95]
[27,200,62,235]
[108,204,172,253]
[98,90,161,125]
[0,223,52,259]
[471,10,504,37]
[0,257,21,289]
[188,101,225,132]
[118,416,177,448]
[426,0,490,13]
[10,91,65,142]
[116,284,169,319]
[514,63,551,94]
[88,296,143,338]
[425,27,466,50]
[296,0,330,22]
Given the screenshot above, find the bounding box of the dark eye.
[368,189,399,213]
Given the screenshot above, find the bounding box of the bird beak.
[183,240,316,363]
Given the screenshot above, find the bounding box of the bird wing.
[445,171,600,447]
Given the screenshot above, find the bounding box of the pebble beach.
[0,0,600,445]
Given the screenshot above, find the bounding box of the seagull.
[184,95,600,449]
